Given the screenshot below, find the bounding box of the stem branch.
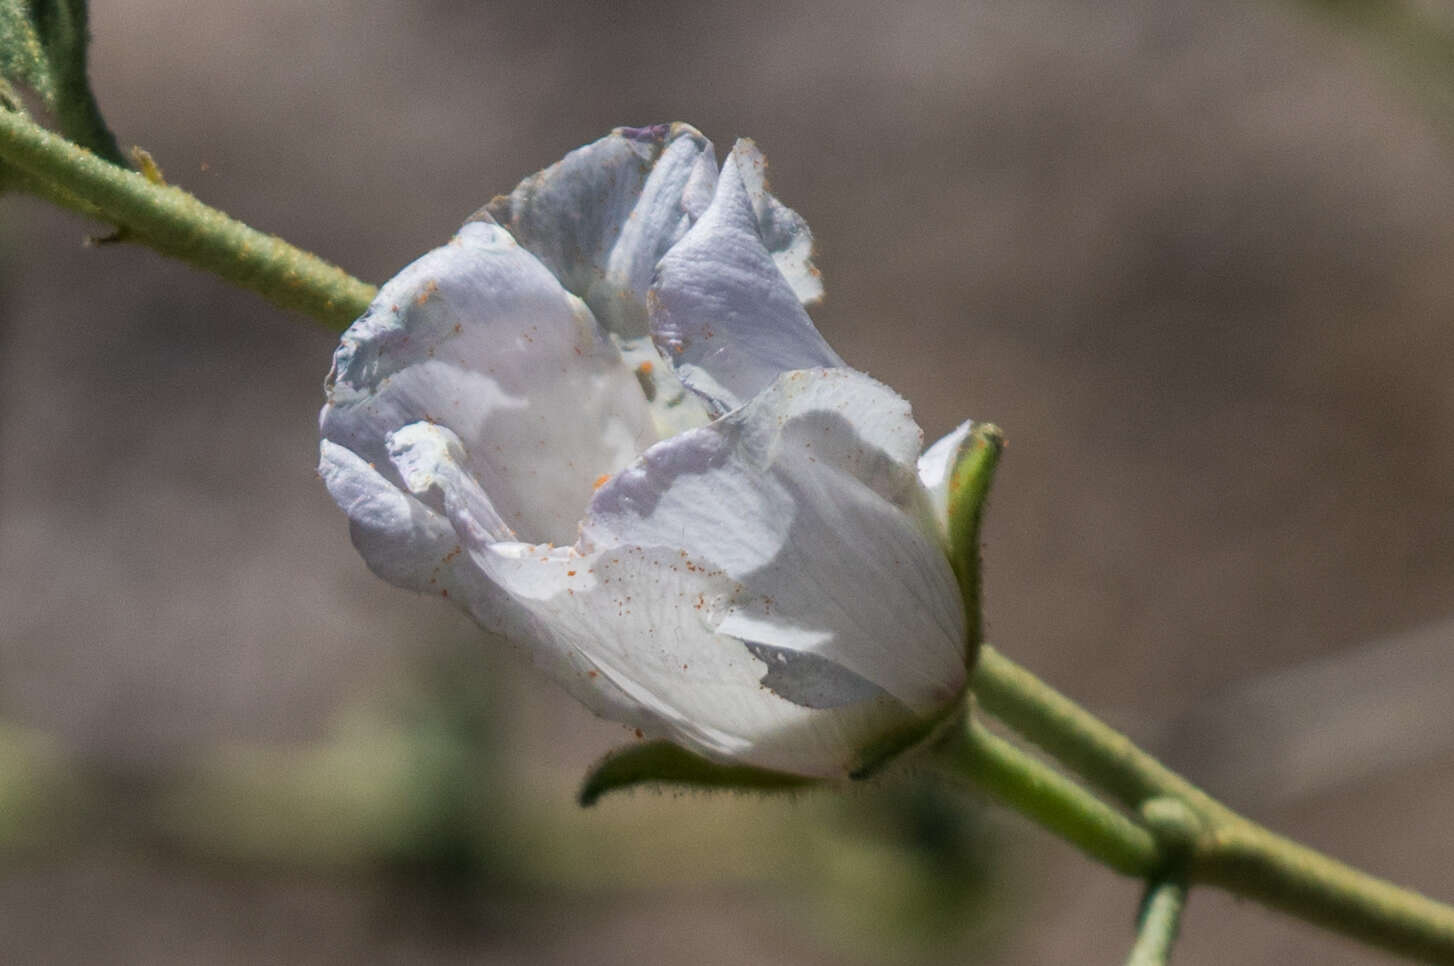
[968,645,1454,963]
[971,645,1230,823]
[941,717,1159,877]
[1126,877,1188,966]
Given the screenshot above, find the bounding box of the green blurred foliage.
[806,775,1005,963]
[0,632,1005,964]
[1300,0,1454,137]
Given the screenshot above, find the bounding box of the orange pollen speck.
[636,360,653,374]
[592,474,611,490]
[567,570,577,576]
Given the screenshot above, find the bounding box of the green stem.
[1126,877,1188,966]
[969,645,1454,963]
[972,645,1231,824]
[0,108,374,329]
[2,162,103,218]
[1194,823,1454,964]
[941,718,1160,877]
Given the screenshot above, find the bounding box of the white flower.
[319,124,975,778]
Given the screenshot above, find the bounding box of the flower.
[319,123,977,779]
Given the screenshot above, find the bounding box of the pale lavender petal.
[650,142,844,414]
[487,123,717,337]
[581,368,964,714]
[733,139,824,305]
[321,220,656,547]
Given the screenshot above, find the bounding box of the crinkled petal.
[484,126,660,298]
[650,142,844,414]
[386,422,512,546]
[582,368,965,714]
[371,422,658,730]
[320,439,549,659]
[484,541,924,777]
[733,139,824,305]
[371,419,888,769]
[320,128,966,779]
[597,129,719,336]
[364,369,966,776]
[320,220,656,546]
[917,418,977,536]
[319,440,475,595]
[487,123,717,337]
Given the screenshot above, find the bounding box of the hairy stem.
[940,717,1160,877]
[3,160,102,217]
[0,108,374,328]
[972,645,1232,823]
[1193,822,1454,963]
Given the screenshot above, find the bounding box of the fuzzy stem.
[941,717,1160,877]
[972,645,1232,823]
[1192,822,1454,963]
[0,108,374,328]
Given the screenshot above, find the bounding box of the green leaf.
[0,1,50,100]
[0,5,37,194]
[0,0,124,165]
[0,73,23,113]
[578,741,815,806]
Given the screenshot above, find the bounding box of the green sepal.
[945,423,1003,662]
[578,741,815,806]
[0,0,124,165]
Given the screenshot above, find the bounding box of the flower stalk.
[939,717,1160,877]
[973,645,1232,823]
[0,106,373,328]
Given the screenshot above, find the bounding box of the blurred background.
[3,0,1453,962]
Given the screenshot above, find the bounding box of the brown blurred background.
[2,0,1453,962]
